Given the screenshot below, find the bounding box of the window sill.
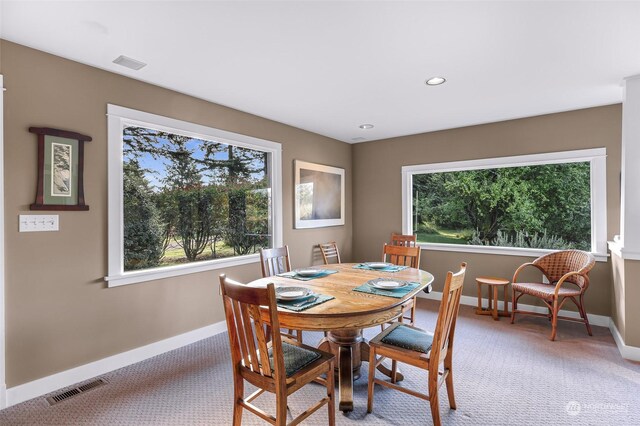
[418,243,609,262]
[608,240,640,260]
[105,254,259,287]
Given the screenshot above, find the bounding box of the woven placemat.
[353,278,420,298]
[276,269,338,281]
[353,264,409,273]
[277,294,334,311]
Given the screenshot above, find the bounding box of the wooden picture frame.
[294,160,345,229]
[29,127,92,211]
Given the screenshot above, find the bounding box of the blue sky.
[123,128,266,191]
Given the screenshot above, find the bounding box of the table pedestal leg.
[326,330,363,412]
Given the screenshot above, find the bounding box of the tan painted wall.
[1,40,352,387]
[623,260,640,347]
[353,105,622,316]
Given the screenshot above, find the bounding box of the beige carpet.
[0,299,638,425]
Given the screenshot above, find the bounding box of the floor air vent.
[46,378,108,405]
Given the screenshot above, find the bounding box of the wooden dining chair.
[381,243,421,327]
[259,246,303,343]
[367,263,467,426]
[220,275,335,426]
[319,241,341,264]
[382,243,421,268]
[260,246,292,278]
[391,232,417,247]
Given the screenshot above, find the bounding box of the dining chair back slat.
[248,303,273,377]
[260,246,292,277]
[391,233,417,247]
[431,265,465,364]
[319,241,341,264]
[231,299,252,371]
[383,243,421,268]
[240,303,262,373]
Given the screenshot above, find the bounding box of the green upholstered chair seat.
[380,324,434,354]
[268,342,322,377]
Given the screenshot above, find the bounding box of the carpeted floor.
[1,299,638,425]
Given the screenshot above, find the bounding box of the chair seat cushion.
[380,324,434,354]
[512,282,582,300]
[268,342,321,377]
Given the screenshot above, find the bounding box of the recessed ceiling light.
[359,124,374,129]
[425,77,446,86]
[113,55,147,70]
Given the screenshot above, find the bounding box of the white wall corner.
[609,318,640,362]
[619,76,640,256]
[5,321,227,408]
[0,74,7,410]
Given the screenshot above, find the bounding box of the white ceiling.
[2,1,640,143]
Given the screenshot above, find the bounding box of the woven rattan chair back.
[533,250,595,288]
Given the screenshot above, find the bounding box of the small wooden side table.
[476,277,510,321]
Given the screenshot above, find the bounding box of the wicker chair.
[511,250,595,341]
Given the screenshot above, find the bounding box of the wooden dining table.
[248,263,434,412]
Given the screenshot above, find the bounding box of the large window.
[107,105,282,287]
[402,149,607,259]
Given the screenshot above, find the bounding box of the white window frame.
[401,148,608,261]
[106,104,283,287]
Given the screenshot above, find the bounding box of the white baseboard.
[417,290,640,360]
[417,291,611,327]
[4,300,638,409]
[0,384,6,410]
[5,320,227,408]
[608,319,640,362]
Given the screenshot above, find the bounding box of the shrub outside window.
[401,149,607,259]
[107,105,282,287]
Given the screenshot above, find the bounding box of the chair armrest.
[553,271,586,296]
[512,262,546,283]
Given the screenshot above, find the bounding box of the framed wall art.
[294,160,345,229]
[29,127,92,211]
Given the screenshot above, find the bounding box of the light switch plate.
[19,215,59,232]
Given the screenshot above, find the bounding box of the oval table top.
[248,263,434,331]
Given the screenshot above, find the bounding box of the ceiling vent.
[46,378,109,405]
[351,137,367,142]
[113,55,147,70]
